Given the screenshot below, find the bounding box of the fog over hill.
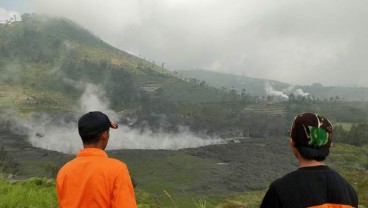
[179,69,368,101]
[2,15,368,155]
[0,15,234,152]
[0,8,22,24]
[16,0,368,88]
[0,7,368,207]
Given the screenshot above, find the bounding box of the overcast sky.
[3,0,368,86]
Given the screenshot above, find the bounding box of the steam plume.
[294,88,309,97]
[264,82,289,99]
[18,83,221,154]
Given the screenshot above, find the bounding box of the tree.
[199,80,206,87]
[333,124,347,143]
[288,93,295,102]
[105,67,137,108]
[241,89,247,97]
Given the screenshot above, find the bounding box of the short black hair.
[296,145,329,162]
[80,132,102,145]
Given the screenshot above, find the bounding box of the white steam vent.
[19,83,222,154]
[264,82,289,99]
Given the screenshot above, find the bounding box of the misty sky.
[3,0,368,87]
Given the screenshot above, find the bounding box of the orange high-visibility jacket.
[56,148,137,208]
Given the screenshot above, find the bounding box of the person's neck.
[298,158,325,168]
[83,143,104,150]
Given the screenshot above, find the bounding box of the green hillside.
[0,14,285,140]
[3,15,367,135]
[1,15,368,208]
[179,69,289,96]
[0,15,240,116]
[179,69,368,101]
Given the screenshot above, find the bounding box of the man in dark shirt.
[260,112,358,208]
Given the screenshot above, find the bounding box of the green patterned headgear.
[290,113,332,148]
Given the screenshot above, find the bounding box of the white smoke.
[78,84,118,121]
[264,82,289,99]
[293,88,309,97]
[109,126,220,150]
[18,114,81,154]
[264,83,312,100]
[20,83,222,154]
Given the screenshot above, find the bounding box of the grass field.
[0,175,265,208]
[0,177,57,208]
[335,122,354,131]
[328,144,368,206]
[0,143,367,207]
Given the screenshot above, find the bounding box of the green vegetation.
[1,143,367,207]
[0,147,17,174]
[179,69,289,97]
[329,144,368,206]
[286,101,368,123]
[0,177,57,207]
[0,15,259,136]
[1,15,368,208]
[287,101,368,146]
[215,190,265,208]
[335,122,354,131]
[109,151,228,207]
[333,123,368,146]
[180,70,368,102]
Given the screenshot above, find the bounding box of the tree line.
[334,123,368,146]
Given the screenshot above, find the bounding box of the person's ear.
[289,138,299,158]
[289,138,295,147]
[101,131,109,141]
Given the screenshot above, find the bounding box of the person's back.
[260,112,358,208]
[263,165,357,208]
[56,111,137,208]
[57,148,136,208]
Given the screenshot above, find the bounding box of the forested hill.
[179,69,289,96]
[2,15,368,138]
[0,15,236,112]
[179,69,368,101]
[0,14,256,135]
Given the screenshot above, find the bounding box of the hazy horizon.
[2,0,368,87]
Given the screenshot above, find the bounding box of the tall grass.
[0,177,57,208]
[193,198,207,208]
[163,189,179,208]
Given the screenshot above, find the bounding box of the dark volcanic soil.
[184,137,297,192]
[0,120,297,195]
[109,137,298,195]
[0,124,72,178]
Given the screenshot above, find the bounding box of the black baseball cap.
[290,112,332,149]
[78,111,116,138]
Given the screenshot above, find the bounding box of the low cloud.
[21,0,368,87]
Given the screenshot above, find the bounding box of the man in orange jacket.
[56,111,137,208]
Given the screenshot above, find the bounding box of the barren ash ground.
[0,120,297,195]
